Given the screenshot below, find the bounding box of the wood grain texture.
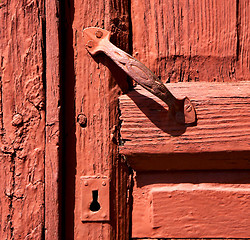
[119,82,250,170]
[134,239,249,240]
[131,0,249,82]
[238,0,250,79]
[0,0,45,239]
[65,0,132,239]
[132,171,250,238]
[45,0,61,239]
[151,188,250,237]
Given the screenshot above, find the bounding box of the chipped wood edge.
[45,0,61,239]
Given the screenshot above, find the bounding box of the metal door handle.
[83,27,196,125]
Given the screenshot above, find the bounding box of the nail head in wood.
[77,114,87,128]
[12,113,23,126]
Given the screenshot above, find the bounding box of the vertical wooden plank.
[0,0,45,239]
[238,0,250,80]
[45,0,61,239]
[63,0,132,239]
[131,0,244,82]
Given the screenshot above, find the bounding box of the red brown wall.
[0,0,45,239]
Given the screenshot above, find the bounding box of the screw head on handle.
[183,97,197,125]
[185,104,193,113]
[86,40,94,48]
[95,30,103,38]
[83,27,111,56]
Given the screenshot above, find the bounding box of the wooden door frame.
[45,0,133,239]
[45,0,61,239]
[0,0,46,238]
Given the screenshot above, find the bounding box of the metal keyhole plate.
[81,176,110,222]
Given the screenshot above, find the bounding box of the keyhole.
[90,190,101,212]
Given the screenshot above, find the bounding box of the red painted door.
[119,0,250,239]
[63,0,250,239]
[1,0,248,239]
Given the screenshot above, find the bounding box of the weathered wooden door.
[119,0,250,239]
[1,0,249,239]
[63,0,250,239]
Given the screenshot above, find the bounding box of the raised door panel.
[126,0,250,239]
[131,171,250,238]
[131,0,249,82]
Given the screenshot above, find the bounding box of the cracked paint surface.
[0,0,45,239]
